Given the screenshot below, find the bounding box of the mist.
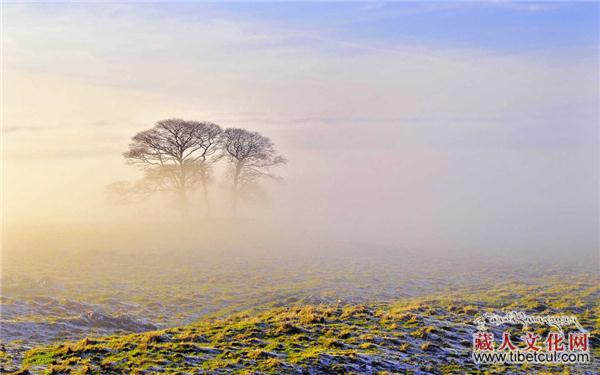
[2,4,599,373]
[2,3,598,261]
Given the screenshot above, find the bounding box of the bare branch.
[113,119,224,210]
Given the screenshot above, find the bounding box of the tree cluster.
[108,119,286,215]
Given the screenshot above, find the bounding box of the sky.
[2,2,599,255]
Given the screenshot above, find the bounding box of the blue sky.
[13,1,599,54]
[206,2,599,52]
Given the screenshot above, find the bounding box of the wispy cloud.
[8,147,120,160]
[4,125,51,133]
[89,120,109,127]
[490,1,570,13]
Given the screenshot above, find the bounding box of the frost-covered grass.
[17,275,599,374]
[2,235,598,374]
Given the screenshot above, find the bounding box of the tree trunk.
[232,165,241,216]
[177,161,188,219]
[177,188,188,220]
[201,177,210,217]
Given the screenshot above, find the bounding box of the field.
[1,229,598,374]
[4,1,599,374]
[15,275,600,374]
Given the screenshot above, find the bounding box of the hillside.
[15,276,599,374]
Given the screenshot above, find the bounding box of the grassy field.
[13,275,599,374]
[2,243,598,374]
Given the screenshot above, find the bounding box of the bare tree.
[113,119,222,215]
[189,121,222,212]
[221,128,286,212]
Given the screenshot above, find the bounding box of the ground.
[1,235,598,374]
